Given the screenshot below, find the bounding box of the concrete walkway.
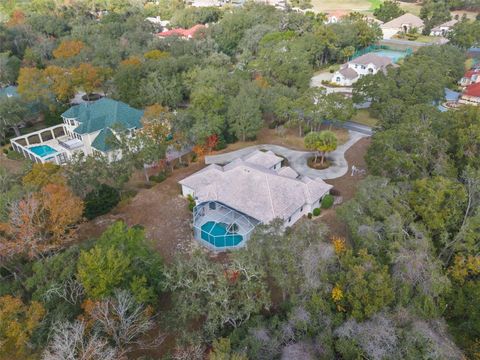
[205,130,369,180]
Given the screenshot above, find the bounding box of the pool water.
[29,145,58,158]
[201,221,243,248]
[372,49,409,63]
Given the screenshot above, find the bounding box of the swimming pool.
[29,145,58,158]
[372,49,409,63]
[200,221,244,248]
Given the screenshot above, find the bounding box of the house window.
[209,202,216,210]
[368,68,374,73]
[336,77,341,82]
[300,206,303,212]
[288,216,291,223]
[361,65,366,70]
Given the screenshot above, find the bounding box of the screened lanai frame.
[193,201,260,251]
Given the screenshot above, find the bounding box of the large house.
[179,150,333,250]
[332,53,393,86]
[11,98,144,164]
[380,13,424,39]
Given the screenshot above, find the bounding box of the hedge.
[84,184,120,220]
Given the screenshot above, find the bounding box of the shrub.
[214,135,227,150]
[187,194,196,212]
[191,153,198,163]
[307,212,312,219]
[2,148,8,155]
[6,150,24,160]
[321,194,334,209]
[312,208,321,216]
[149,171,167,183]
[84,184,120,220]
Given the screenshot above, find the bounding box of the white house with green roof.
[10,98,144,164]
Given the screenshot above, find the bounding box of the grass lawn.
[352,109,379,127]
[311,0,381,12]
[310,0,422,15]
[398,1,421,15]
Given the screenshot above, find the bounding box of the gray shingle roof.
[243,150,283,169]
[381,13,424,29]
[179,160,332,223]
[350,53,393,68]
[339,67,359,80]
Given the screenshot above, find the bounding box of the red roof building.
[459,69,480,87]
[459,82,480,106]
[157,24,206,39]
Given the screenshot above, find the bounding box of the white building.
[179,150,332,250]
[10,98,144,165]
[380,13,425,39]
[430,19,458,37]
[332,53,393,86]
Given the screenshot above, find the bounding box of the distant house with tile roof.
[332,53,393,86]
[459,82,480,106]
[430,19,457,37]
[381,13,424,39]
[10,98,144,165]
[325,10,350,24]
[157,24,207,39]
[460,69,480,87]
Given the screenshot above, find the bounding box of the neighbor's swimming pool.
[372,49,409,63]
[29,145,58,158]
[200,221,243,248]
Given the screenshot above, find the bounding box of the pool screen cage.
[193,201,260,250]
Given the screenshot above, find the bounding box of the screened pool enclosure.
[193,201,260,250]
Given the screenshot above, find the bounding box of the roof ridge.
[264,173,276,219]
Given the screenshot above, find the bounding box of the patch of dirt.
[319,137,371,239]
[0,153,25,174]
[77,161,206,263]
[307,156,330,170]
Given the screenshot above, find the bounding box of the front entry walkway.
[205,130,369,180]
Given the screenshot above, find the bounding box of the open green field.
[352,109,379,127]
[311,0,421,15]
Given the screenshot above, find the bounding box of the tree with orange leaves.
[72,64,109,99]
[39,183,84,243]
[53,40,85,59]
[0,184,83,260]
[44,65,75,103]
[17,67,52,105]
[22,163,65,189]
[0,295,45,358]
[6,9,25,27]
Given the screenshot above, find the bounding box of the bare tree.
[43,279,85,306]
[42,321,117,360]
[335,314,398,360]
[89,290,160,356]
[172,344,205,360]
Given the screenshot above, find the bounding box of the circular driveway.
[205,130,369,180]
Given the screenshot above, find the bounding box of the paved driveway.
[310,71,353,94]
[205,130,369,180]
